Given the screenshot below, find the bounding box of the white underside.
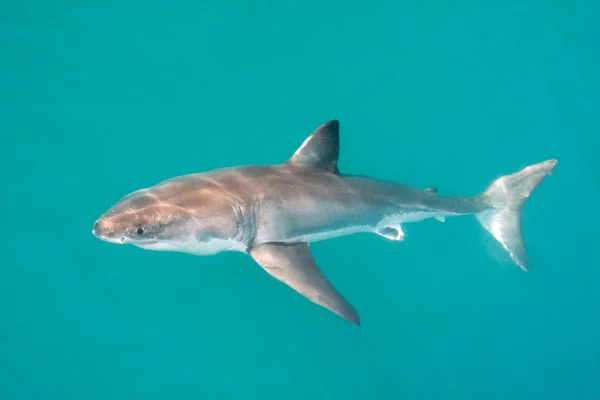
[290,224,374,243]
[289,211,449,244]
[134,236,246,255]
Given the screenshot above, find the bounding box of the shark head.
[92,189,194,246]
[92,184,243,255]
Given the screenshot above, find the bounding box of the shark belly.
[278,203,450,245]
[134,237,247,255]
[288,224,374,243]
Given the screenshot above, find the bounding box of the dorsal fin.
[289,120,340,174]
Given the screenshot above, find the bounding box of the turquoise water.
[2,1,599,399]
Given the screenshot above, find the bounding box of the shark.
[92,120,558,325]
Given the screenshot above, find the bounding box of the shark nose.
[92,220,102,237]
[92,219,111,238]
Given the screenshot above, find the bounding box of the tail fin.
[475,159,558,271]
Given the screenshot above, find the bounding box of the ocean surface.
[1,1,599,399]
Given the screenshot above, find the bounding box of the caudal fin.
[475,159,558,271]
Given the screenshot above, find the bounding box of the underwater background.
[1,1,599,399]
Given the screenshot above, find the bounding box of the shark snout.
[92,218,123,243]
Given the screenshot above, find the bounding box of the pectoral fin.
[249,242,360,326]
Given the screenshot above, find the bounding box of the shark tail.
[475,159,558,271]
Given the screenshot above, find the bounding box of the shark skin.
[93,120,558,325]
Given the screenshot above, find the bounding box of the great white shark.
[92,120,557,326]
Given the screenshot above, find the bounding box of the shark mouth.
[92,234,126,244]
[93,233,158,246]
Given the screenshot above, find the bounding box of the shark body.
[93,120,557,325]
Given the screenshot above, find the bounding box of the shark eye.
[137,227,144,235]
